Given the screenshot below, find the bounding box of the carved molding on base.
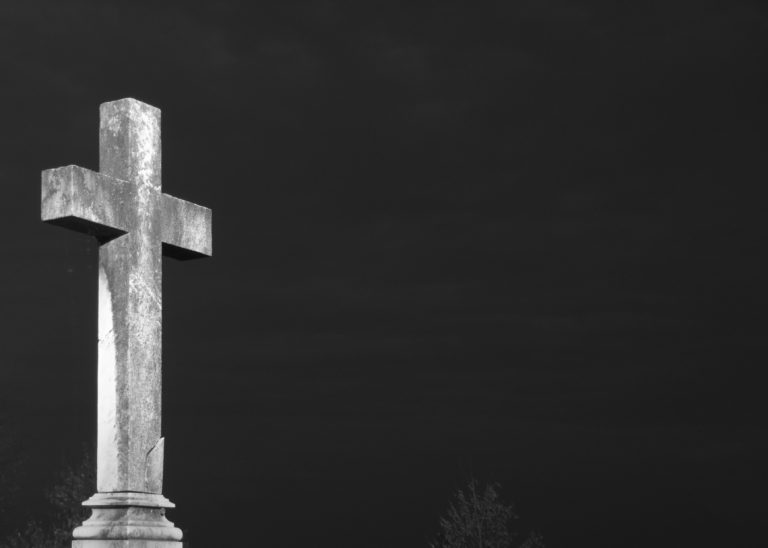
[72,492,182,545]
[73,541,182,548]
[82,492,176,509]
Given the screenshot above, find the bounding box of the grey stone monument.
[41,98,212,547]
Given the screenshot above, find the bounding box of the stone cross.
[41,98,212,546]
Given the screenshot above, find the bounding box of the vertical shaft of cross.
[97,100,164,493]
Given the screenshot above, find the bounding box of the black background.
[1,1,766,546]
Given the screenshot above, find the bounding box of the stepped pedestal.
[72,493,183,548]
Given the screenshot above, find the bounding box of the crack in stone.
[98,327,114,344]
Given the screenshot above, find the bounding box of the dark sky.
[1,1,767,546]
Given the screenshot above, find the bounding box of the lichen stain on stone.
[40,168,71,220]
[128,271,162,309]
[130,102,161,191]
[102,106,123,135]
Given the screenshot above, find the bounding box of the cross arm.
[161,194,212,260]
[41,165,132,242]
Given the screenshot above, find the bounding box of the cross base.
[73,541,182,548]
[72,492,183,547]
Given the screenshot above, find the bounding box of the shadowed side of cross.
[40,98,212,501]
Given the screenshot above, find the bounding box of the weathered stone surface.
[41,98,212,544]
[41,165,131,241]
[161,194,212,258]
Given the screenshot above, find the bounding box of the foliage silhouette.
[430,479,545,548]
[0,410,22,524]
[0,447,93,548]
